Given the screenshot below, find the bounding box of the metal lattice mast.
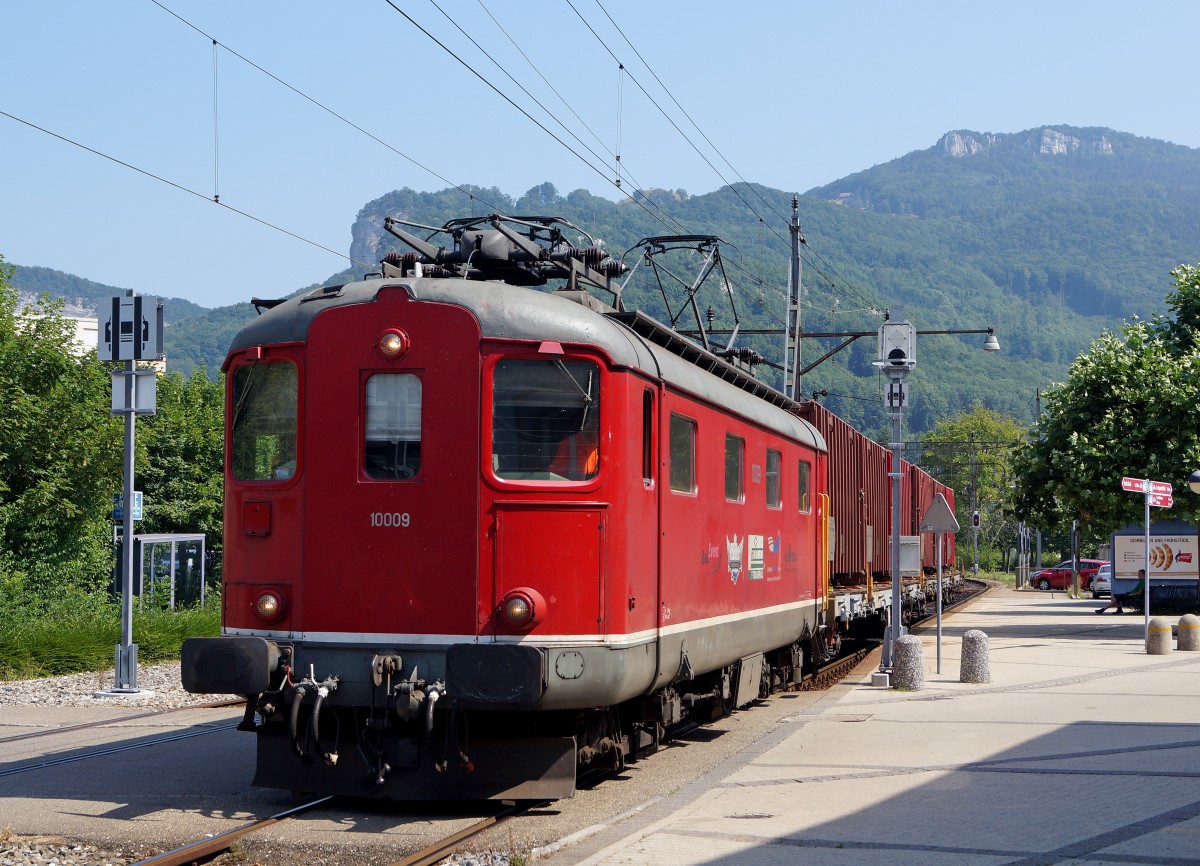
[783,195,802,398]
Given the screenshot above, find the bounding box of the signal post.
[96,291,163,697]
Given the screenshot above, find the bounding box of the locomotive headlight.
[377,328,411,360]
[504,595,531,624]
[498,588,546,631]
[253,590,286,622]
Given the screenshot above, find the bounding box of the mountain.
[12,265,208,321]
[11,125,1200,435]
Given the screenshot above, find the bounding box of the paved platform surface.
[540,586,1200,866]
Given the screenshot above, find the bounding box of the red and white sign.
[1121,477,1172,496]
[1149,493,1174,508]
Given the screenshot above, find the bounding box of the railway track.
[0,697,245,745]
[0,719,241,779]
[130,796,333,866]
[13,580,991,866]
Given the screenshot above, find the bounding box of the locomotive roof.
[230,277,826,452]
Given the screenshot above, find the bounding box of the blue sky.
[3,1,1198,309]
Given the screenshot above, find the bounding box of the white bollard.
[1147,617,1173,655]
[1178,614,1200,651]
[892,634,925,691]
[960,629,991,683]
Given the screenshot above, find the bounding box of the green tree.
[138,367,225,578]
[0,255,122,596]
[919,405,1027,568]
[1013,265,1200,536]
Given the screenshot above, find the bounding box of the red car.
[1031,559,1108,591]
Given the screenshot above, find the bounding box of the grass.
[0,593,221,681]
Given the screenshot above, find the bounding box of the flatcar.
[182,214,952,800]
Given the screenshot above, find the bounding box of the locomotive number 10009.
[369,512,412,528]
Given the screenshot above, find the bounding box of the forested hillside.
[13,125,1199,435]
[11,264,207,321]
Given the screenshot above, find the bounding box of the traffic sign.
[1150,481,1173,495]
[113,492,144,521]
[1149,493,1173,508]
[98,294,163,362]
[919,493,960,533]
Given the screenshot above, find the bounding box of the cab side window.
[669,414,696,493]
[798,459,811,512]
[725,434,744,502]
[766,448,782,508]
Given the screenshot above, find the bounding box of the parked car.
[1091,564,1111,598]
[1031,559,1108,591]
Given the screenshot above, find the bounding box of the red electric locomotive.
[183,215,834,800]
[182,214,956,800]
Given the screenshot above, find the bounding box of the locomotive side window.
[364,373,422,479]
[724,434,744,502]
[798,459,811,512]
[231,361,298,481]
[668,413,696,493]
[642,390,655,486]
[766,448,782,508]
[492,358,600,481]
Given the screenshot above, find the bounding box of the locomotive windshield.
[231,361,298,481]
[492,358,600,482]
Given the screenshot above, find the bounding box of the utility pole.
[783,195,802,399]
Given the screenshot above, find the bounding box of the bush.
[0,589,221,680]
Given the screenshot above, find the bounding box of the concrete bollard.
[960,629,991,683]
[1147,617,1173,655]
[1178,614,1200,651]
[892,634,925,690]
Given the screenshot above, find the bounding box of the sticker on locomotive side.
[748,535,764,580]
[369,512,411,527]
[727,534,744,584]
[765,531,783,581]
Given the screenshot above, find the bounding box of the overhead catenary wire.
[566,0,882,319]
[381,0,692,241]
[171,0,878,332]
[562,0,791,250]
[590,0,791,229]
[52,0,880,373]
[0,108,373,272]
[149,0,509,215]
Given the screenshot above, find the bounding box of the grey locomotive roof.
[229,277,826,452]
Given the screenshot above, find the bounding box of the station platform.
[539,585,1200,866]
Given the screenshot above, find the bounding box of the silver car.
[1091,563,1112,598]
